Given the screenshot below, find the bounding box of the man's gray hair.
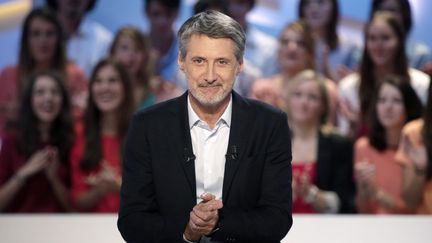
[177,10,246,63]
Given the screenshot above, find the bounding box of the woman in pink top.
[0,7,87,134]
[396,81,432,214]
[354,75,422,214]
[70,58,134,212]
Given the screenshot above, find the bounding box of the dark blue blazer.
[118,91,293,243]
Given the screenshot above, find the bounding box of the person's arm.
[210,112,292,242]
[118,114,189,242]
[401,164,427,210]
[399,134,428,211]
[353,141,375,213]
[75,165,121,211]
[0,149,49,210]
[45,153,73,211]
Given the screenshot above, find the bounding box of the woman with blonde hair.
[250,20,338,124]
[285,69,355,213]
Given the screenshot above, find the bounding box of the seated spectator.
[396,81,432,214]
[0,7,87,135]
[250,20,337,123]
[369,0,432,74]
[354,75,422,214]
[284,69,355,214]
[298,0,360,81]
[46,0,113,77]
[70,59,133,212]
[0,71,75,212]
[338,12,430,137]
[110,26,181,109]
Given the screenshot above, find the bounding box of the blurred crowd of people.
[0,0,431,215]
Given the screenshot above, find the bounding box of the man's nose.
[204,64,217,83]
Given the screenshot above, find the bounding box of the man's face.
[178,34,243,108]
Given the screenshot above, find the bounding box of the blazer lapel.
[168,92,197,197]
[222,92,251,201]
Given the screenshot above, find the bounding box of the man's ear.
[178,51,185,72]
[236,59,244,76]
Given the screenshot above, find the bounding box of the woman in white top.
[338,12,430,137]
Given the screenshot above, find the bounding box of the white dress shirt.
[188,95,232,204]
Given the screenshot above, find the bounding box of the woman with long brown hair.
[298,0,360,81]
[0,8,87,134]
[70,58,133,212]
[0,71,75,212]
[338,12,430,137]
[354,76,422,214]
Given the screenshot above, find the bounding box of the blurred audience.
[0,71,75,212]
[396,81,432,214]
[227,0,279,77]
[70,59,133,212]
[0,7,87,135]
[144,0,181,85]
[250,20,338,123]
[193,0,228,14]
[338,12,430,137]
[298,0,360,81]
[109,26,181,109]
[46,0,113,77]
[354,75,422,214]
[284,70,355,214]
[369,0,432,75]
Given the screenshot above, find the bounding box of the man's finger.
[200,192,216,202]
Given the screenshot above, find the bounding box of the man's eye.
[193,59,204,64]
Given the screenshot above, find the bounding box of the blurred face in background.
[227,0,251,27]
[376,0,404,29]
[32,75,63,124]
[279,28,312,75]
[92,65,125,114]
[146,2,178,38]
[56,0,90,19]
[302,0,333,30]
[376,82,406,130]
[366,18,398,69]
[288,79,324,126]
[28,17,58,65]
[112,35,145,77]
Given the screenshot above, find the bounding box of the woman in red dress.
[70,58,134,212]
[0,71,75,212]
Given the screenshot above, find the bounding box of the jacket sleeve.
[117,113,188,242]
